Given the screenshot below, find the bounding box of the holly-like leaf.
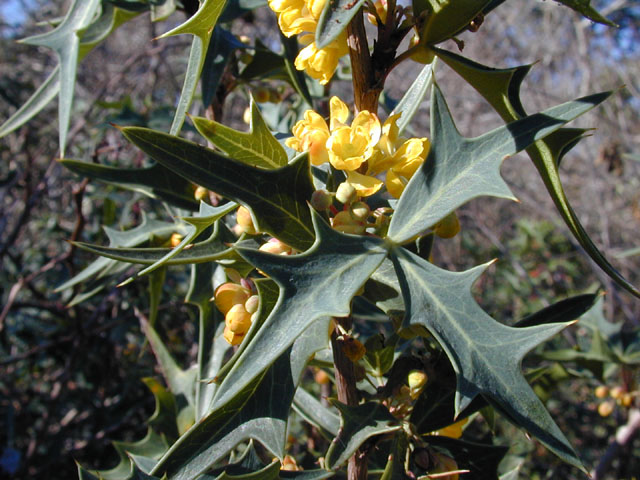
[425,436,508,480]
[315,0,366,49]
[514,293,599,328]
[556,0,617,26]
[77,429,168,479]
[121,127,316,250]
[418,0,492,46]
[390,246,584,470]
[14,0,101,154]
[434,47,639,298]
[192,100,288,168]
[60,159,199,211]
[293,388,341,439]
[201,27,242,108]
[158,0,228,135]
[387,83,611,245]
[55,215,178,293]
[325,401,401,469]
[390,60,436,135]
[210,211,387,410]
[0,5,138,143]
[149,317,332,479]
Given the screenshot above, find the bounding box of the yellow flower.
[346,170,383,197]
[327,109,381,170]
[295,33,349,85]
[368,114,429,198]
[268,0,314,37]
[436,417,469,439]
[286,110,330,165]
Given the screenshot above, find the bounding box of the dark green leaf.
[425,436,508,480]
[514,293,600,328]
[121,126,316,250]
[325,401,401,469]
[388,83,611,245]
[390,246,584,470]
[192,101,288,168]
[315,0,366,49]
[556,0,617,26]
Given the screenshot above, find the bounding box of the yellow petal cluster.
[267,0,347,85]
[287,98,429,199]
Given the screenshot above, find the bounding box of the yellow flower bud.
[311,189,333,211]
[314,368,330,385]
[598,400,614,417]
[621,393,633,407]
[350,201,371,222]
[194,186,209,201]
[259,238,293,255]
[434,212,460,239]
[244,295,259,314]
[223,325,246,346]
[214,283,251,315]
[335,182,357,205]
[407,369,428,399]
[331,210,366,235]
[170,233,183,248]
[236,206,258,234]
[243,107,252,125]
[610,386,624,399]
[594,385,609,399]
[281,455,301,471]
[225,303,252,334]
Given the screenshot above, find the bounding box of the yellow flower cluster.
[214,283,259,345]
[267,0,348,84]
[286,97,430,199]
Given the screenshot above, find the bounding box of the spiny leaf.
[390,246,584,470]
[556,0,617,26]
[209,211,387,411]
[185,262,230,421]
[142,377,179,442]
[293,388,340,439]
[435,47,639,298]
[325,401,401,469]
[121,126,316,250]
[201,27,241,107]
[387,83,611,245]
[514,293,600,328]
[55,215,177,293]
[119,202,237,285]
[192,100,288,168]
[425,437,508,480]
[315,0,366,49]
[60,159,199,211]
[18,0,100,155]
[419,0,492,46]
[390,60,436,135]
[158,0,228,135]
[149,317,331,479]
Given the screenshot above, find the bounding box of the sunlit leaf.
[435,47,639,298]
[388,83,611,245]
[390,246,584,470]
[315,0,366,49]
[121,126,316,250]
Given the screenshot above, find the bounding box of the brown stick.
[592,408,640,480]
[346,9,380,114]
[331,317,368,480]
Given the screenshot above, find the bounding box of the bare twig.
[592,409,640,480]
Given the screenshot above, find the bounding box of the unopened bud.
[311,189,333,211]
[598,401,614,417]
[244,295,259,314]
[194,186,209,201]
[343,337,366,362]
[408,370,428,397]
[610,386,624,399]
[335,182,357,205]
[332,210,366,235]
[170,233,183,248]
[350,201,370,222]
[434,212,460,239]
[223,326,245,345]
[594,385,609,399]
[259,238,292,255]
[621,393,633,407]
[214,283,251,315]
[236,206,258,234]
[314,368,330,385]
[225,304,252,334]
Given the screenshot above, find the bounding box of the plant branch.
[592,408,640,480]
[331,317,368,480]
[347,9,379,113]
